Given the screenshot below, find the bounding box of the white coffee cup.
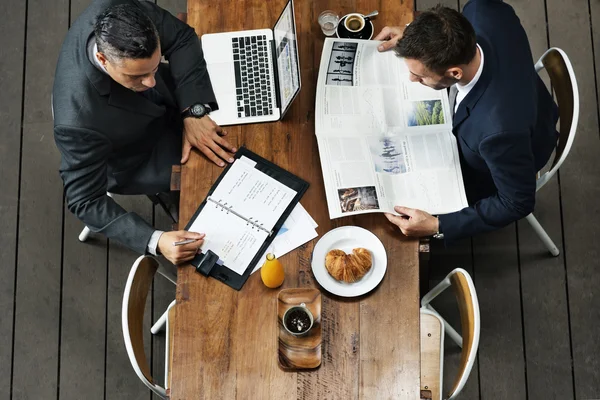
[344,13,366,33]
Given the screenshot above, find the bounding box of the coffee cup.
[336,13,374,40]
[283,303,314,336]
[344,13,366,33]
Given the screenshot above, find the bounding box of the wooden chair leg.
[170,165,181,192]
[419,238,431,298]
[170,165,181,230]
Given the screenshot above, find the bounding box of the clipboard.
[184,147,309,290]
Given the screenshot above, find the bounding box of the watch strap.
[181,108,193,118]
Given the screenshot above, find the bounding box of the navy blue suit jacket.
[438,0,559,242]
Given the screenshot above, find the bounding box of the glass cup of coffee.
[344,13,366,33]
[283,303,314,336]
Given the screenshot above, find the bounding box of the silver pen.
[172,239,198,246]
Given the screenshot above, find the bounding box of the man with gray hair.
[53,0,229,264]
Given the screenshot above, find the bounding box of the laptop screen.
[273,0,301,116]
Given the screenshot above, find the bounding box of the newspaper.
[316,38,468,219]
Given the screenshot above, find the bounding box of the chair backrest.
[122,255,167,398]
[535,48,580,191]
[420,308,445,400]
[447,268,480,400]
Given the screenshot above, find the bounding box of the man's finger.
[175,252,197,263]
[179,240,204,252]
[395,206,417,217]
[180,231,205,240]
[213,134,236,154]
[378,39,397,52]
[384,212,397,223]
[175,253,196,265]
[385,213,409,227]
[208,140,235,163]
[181,139,192,164]
[212,123,223,134]
[200,144,226,167]
[373,26,391,41]
[204,115,222,133]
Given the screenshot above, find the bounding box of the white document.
[188,159,297,275]
[315,38,468,219]
[251,203,319,274]
[210,160,297,231]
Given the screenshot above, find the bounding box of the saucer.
[311,226,387,297]
[336,16,374,40]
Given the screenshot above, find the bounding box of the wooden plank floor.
[1,0,599,399]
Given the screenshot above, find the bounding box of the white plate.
[311,226,387,297]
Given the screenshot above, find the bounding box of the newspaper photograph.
[315,38,468,219]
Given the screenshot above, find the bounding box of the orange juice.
[260,253,285,288]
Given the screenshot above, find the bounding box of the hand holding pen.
[157,230,206,265]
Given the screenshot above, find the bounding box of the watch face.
[191,104,206,116]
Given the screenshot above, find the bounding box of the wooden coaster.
[277,288,322,370]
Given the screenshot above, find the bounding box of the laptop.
[201,0,301,126]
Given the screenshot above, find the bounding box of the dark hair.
[94,4,159,62]
[395,5,477,75]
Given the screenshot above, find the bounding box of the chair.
[526,47,579,256]
[420,268,480,400]
[122,255,177,399]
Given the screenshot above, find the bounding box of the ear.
[446,67,463,81]
[95,52,109,68]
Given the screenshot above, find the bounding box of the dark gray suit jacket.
[53,0,216,254]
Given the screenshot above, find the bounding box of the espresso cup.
[283,303,314,336]
[344,13,366,33]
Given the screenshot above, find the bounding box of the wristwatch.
[432,216,444,240]
[182,103,211,119]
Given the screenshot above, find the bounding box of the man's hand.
[374,26,405,52]
[181,115,237,167]
[157,230,205,265]
[384,206,439,237]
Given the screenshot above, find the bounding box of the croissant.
[325,248,372,283]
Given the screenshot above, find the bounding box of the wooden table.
[169,1,419,399]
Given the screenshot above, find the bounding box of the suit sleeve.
[54,125,156,254]
[438,130,537,242]
[138,1,218,111]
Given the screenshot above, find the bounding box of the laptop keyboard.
[232,35,274,118]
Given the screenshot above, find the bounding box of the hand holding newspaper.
[315,38,468,218]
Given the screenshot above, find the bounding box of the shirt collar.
[456,44,484,95]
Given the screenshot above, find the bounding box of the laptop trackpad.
[207,62,237,109]
[207,62,235,92]
[207,62,237,125]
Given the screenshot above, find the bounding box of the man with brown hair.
[374,1,558,243]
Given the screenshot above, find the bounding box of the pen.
[173,239,198,246]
